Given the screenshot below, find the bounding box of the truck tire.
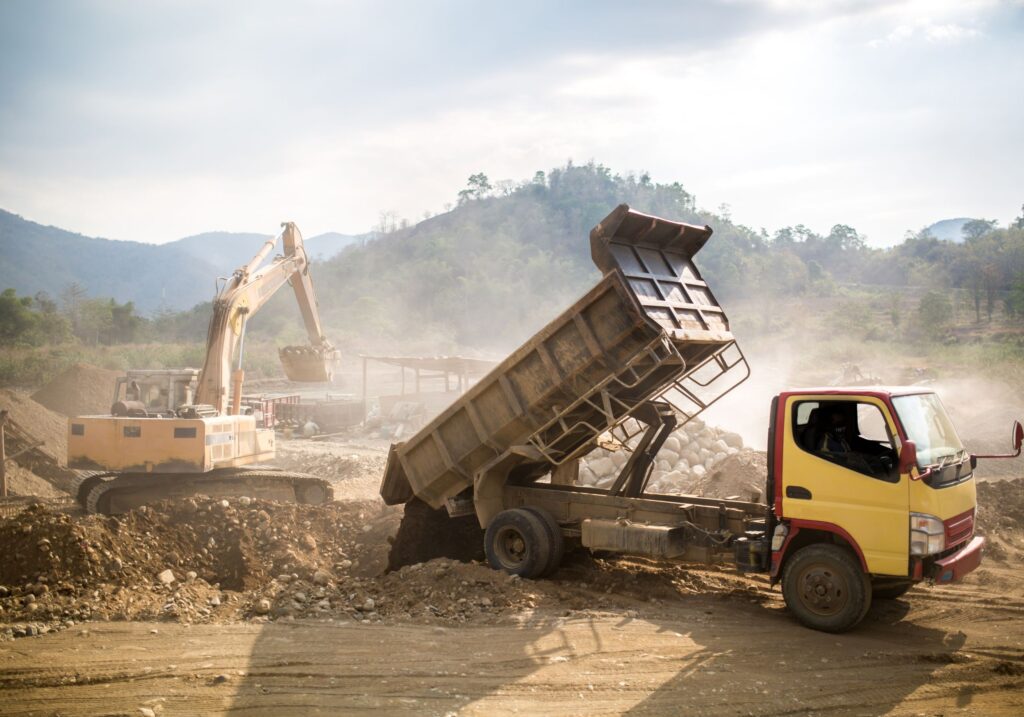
[484,508,552,579]
[523,507,565,577]
[872,580,914,600]
[782,543,871,633]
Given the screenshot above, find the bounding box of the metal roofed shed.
[379,204,750,516]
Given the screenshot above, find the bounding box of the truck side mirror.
[973,420,1024,460]
[898,440,918,475]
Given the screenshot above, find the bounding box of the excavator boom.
[195,222,339,413]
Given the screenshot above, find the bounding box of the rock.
[692,465,707,478]
[659,449,679,466]
[480,597,493,607]
[723,432,744,449]
[139,708,157,717]
[255,599,272,615]
[293,592,308,603]
[361,598,376,611]
[157,570,176,585]
[213,674,231,684]
[218,499,230,509]
[277,574,292,583]
[239,496,252,507]
[712,439,729,454]
[209,596,221,607]
[185,571,198,582]
[577,467,596,486]
[300,534,317,552]
[587,457,614,477]
[312,570,332,586]
[663,436,681,453]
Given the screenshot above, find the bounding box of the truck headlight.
[910,513,945,556]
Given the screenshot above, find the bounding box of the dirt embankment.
[0,388,76,496]
[30,364,121,418]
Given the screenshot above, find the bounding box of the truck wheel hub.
[496,528,527,564]
[799,566,846,615]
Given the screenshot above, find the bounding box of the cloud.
[0,0,1021,245]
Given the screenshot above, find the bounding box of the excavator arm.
[195,222,338,415]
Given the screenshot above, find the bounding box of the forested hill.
[0,210,363,313]
[2,163,1022,356]
[303,163,1024,353]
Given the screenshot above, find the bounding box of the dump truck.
[69,222,339,513]
[381,204,1021,632]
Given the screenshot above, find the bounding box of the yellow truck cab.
[768,387,992,631]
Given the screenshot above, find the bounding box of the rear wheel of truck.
[871,579,914,600]
[523,507,565,577]
[484,508,552,579]
[782,544,871,633]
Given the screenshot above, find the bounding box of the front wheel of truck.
[782,544,871,633]
[484,508,552,579]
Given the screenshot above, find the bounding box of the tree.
[59,281,87,333]
[917,290,954,340]
[0,288,37,343]
[1007,273,1024,320]
[0,288,71,345]
[962,219,997,241]
[1013,203,1024,230]
[457,173,493,204]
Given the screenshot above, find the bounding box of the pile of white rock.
[578,418,746,495]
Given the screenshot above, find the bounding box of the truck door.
[782,395,909,577]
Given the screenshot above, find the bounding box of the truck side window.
[793,399,899,482]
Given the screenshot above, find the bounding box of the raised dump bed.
[380,204,749,509]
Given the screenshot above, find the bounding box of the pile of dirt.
[1,465,62,499]
[976,478,1024,534]
[272,450,387,487]
[0,389,74,495]
[0,492,769,638]
[0,497,401,631]
[386,498,485,571]
[30,364,121,418]
[0,389,67,464]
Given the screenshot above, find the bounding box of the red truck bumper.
[930,535,984,584]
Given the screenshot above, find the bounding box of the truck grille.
[944,509,974,548]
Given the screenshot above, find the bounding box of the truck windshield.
[892,393,965,467]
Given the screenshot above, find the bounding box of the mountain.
[0,210,218,313]
[0,210,367,314]
[167,230,365,273]
[925,218,977,243]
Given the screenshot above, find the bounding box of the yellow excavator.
[68,222,339,513]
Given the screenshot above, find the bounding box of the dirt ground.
[2,438,1023,715]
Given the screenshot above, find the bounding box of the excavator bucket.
[279,345,341,383]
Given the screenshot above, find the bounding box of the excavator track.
[79,467,333,515]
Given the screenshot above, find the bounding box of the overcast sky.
[1,0,1022,245]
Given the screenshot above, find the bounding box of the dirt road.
[3,570,1023,716]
